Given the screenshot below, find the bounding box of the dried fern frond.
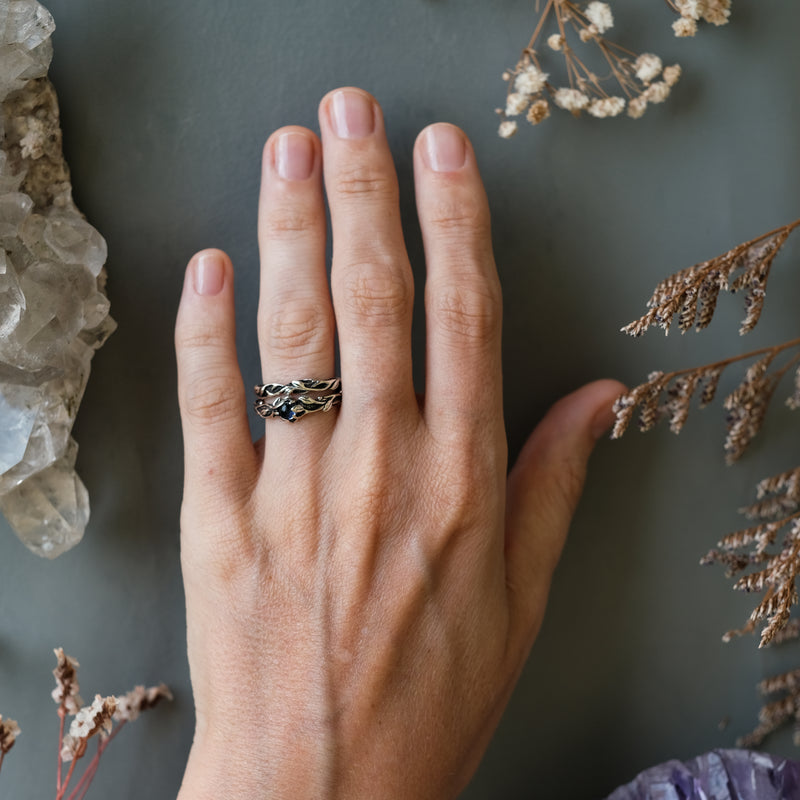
[738,661,800,748]
[740,467,800,520]
[611,339,800,462]
[704,490,800,648]
[622,220,799,337]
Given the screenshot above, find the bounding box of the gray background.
[1,1,799,797]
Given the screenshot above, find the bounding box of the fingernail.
[330,89,375,139]
[276,131,314,180]
[424,124,466,173]
[194,252,224,296]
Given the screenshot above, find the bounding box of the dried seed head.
[526,99,551,126]
[52,648,83,715]
[0,716,20,755]
[113,684,173,723]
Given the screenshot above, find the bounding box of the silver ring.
[254,378,341,397]
[254,392,342,422]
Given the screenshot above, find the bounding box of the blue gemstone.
[277,401,297,421]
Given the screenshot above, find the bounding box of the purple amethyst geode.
[607,749,800,800]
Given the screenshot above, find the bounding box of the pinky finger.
[175,249,257,506]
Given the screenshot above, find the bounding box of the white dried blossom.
[526,99,551,125]
[663,64,682,87]
[68,695,116,741]
[644,81,671,104]
[702,0,731,25]
[634,53,663,85]
[585,1,614,33]
[673,17,698,36]
[547,33,564,51]
[60,733,82,763]
[505,92,530,116]
[627,96,648,119]
[514,65,548,95]
[498,120,518,139]
[554,88,590,112]
[676,0,701,19]
[588,96,626,118]
[579,27,595,42]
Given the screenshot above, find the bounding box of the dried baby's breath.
[498,0,681,133]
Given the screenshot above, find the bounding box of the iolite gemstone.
[277,401,298,421]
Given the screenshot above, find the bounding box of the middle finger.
[319,88,417,423]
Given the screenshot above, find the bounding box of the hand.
[174,86,623,799]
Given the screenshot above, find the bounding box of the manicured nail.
[276,131,314,180]
[330,90,375,139]
[194,252,224,296]
[424,124,466,173]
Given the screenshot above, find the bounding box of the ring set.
[254,377,342,422]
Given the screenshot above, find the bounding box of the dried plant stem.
[657,339,800,385]
[66,722,126,800]
[527,0,556,50]
[0,750,5,775]
[57,758,79,800]
[56,706,65,793]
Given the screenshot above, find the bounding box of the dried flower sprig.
[497,0,681,136]
[611,338,800,462]
[622,219,800,337]
[0,715,21,775]
[612,217,800,747]
[736,665,800,748]
[0,648,171,799]
[665,0,732,38]
[702,468,800,648]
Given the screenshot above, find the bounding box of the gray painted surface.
[1,1,799,797]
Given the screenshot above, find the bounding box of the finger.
[413,124,502,438]
[504,379,627,647]
[256,126,336,437]
[176,250,258,505]
[318,87,417,421]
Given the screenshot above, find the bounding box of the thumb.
[504,379,626,641]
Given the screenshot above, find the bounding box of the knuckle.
[427,196,490,239]
[262,207,320,242]
[341,266,412,325]
[334,163,397,201]
[431,281,501,342]
[261,300,331,356]
[181,379,244,425]
[175,323,229,355]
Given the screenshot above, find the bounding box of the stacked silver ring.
[254,378,342,422]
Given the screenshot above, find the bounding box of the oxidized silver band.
[254,377,342,397]
[254,392,342,422]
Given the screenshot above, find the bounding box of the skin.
[174,86,624,799]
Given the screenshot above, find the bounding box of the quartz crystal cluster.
[1,0,114,557]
